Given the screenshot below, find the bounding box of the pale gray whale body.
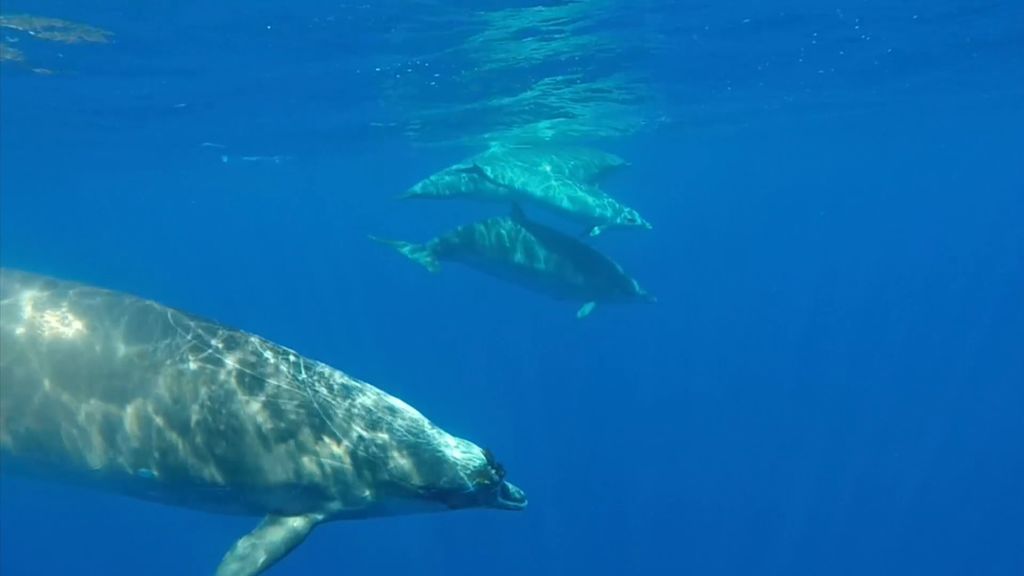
[400,143,651,237]
[372,205,654,318]
[0,268,526,576]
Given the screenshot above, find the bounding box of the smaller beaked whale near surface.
[399,142,652,237]
[0,268,526,576]
[371,205,655,318]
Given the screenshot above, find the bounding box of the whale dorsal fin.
[453,162,488,178]
[216,513,324,576]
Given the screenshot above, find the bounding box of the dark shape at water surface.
[0,13,113,73]
[0,14,113,44]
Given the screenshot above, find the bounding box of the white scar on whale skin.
[9,289,87,339]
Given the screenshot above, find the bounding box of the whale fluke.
[369,235,441,273]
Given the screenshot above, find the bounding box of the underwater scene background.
[1,1,1022,575]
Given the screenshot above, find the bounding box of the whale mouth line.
[493,480,528,511]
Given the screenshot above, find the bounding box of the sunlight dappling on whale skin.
[1,0,1021,575]
[0,268,526,576]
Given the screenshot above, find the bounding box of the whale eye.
[483,448,506,481]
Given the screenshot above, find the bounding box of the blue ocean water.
[1,1,1022,575]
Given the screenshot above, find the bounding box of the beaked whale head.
[430,443,527,511]
[302,371,527,519]
[399,437,527,513]
[615,206,653,231]
[600,273,656,306]
[336,398,527,518]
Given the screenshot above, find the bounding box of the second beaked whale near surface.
[372,204,655,318]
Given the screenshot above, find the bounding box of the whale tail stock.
[395,187,422,200]
[369,235,441,273]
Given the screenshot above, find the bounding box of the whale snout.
[431,477,527,511]
[493,480,528,511]
[435,444,526,511]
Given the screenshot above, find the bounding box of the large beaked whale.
[399,143,651,237]
[371,205,655,318]
[0,268,526,576]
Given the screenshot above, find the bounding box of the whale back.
[0,269,480,518]
[1,269,351,513]
[476,143,628,186]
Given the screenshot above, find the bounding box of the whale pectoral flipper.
[576,302,597,319]
[216,513,325,576]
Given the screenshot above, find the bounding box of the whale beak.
[494,480,528,510]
